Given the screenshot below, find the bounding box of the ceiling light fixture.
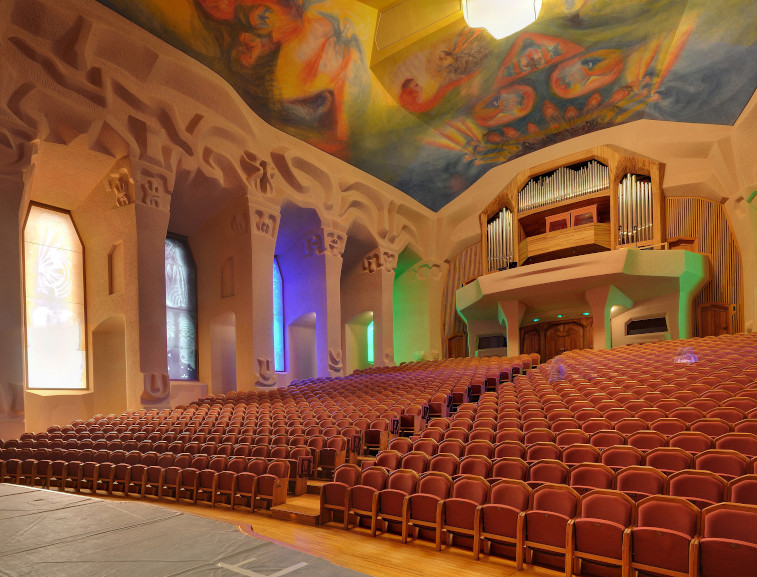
[462,0,542,40]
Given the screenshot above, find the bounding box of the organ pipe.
[517,160,610,212]
[618,173,653,246]
[487,207,513,271]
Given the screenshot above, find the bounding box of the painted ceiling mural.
[96,0,757,210]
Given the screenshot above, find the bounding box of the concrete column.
[305,226,346,377]
[0,170,29,438]
[362,247,398,367]
[130,165,174,409]
[584,284,633,350]
[498,300,527,357]
[246,201,280,389]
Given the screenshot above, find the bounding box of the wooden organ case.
[480,145,666,273]
[471,146,671,361]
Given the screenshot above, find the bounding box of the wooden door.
[521,328,541,358]
[446,333,467,358]
[545,322,585,361]
[698,303,733,337]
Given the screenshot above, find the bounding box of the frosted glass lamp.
[463,0,542,39]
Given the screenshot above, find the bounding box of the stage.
[0,483,367,577]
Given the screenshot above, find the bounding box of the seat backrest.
[668,469,727,503]
[601,445,644,468]
[636,495,700,536]
[614,418,649,435]
[451,475,490,505]
[645,447,693,473]
[525,442,561,462]
[669,431,714,454]
[627,431,667,452]
[375,450,402,470]
[491,457,528,481]
[266,459,290,478]
[208,456,228,472]
[359,466,389,490]
[428,453,459,477]
[458,455,491,478]
[702,502,757,550]
[555,429,589,447]
[590,430,626,449]
[562,444,600,465]
[226,458,246,474]
[388,437,412,454]
[400,451,429,475]
[493,440,526,459]
[528,459,569,484]
[437,439,465,458]
[173,453,192,468]
[489,479,531,510]
[326,435,347,450]
[569,463,615,490]
[694,449,749,478]
[715,432,757,457]
[578,489,635,526]
[386,468,420,493]
[420,427,444,442]
[190,455,210,469]
[333,464,361,486]
[246,458,268,476]
[531,483,579,516]
[464,440,494,458]
[728,471,757,505]
[417,471,453,500]
[412,439,439,457]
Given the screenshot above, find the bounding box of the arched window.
[24,205,86,389]
[165,236,197,380]
[367,320,374,365]
[273,256,285,372]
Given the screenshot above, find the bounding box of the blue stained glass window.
[273,257,285,372]
[165,237,197,380]
[367,321,374,365]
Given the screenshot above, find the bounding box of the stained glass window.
[165,237,197,380]
[367,321,374,365]
[24,205,86,389]
[273,257,285,372]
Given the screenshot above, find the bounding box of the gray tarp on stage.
[0,485,368,577]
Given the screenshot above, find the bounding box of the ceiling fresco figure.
[96,0,757,210]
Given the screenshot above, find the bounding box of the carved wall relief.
[255,358,277,387]
[409,261,444,281]
[241,150,276,196]
[108,168,135,207]
[253,209,278,238]
[134,168,172,210]
[230,210,249,234]
[362,248,398,273]
[328,349,343,375]
[304,227,345,257]
[140,372,170,404]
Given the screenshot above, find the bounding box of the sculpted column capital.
[304,226,346,258]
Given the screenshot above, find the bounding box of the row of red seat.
[0,451,297,509]
[320,465,757,577]
[363,446,757,488]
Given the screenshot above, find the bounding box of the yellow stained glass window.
[24,205,86,389]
